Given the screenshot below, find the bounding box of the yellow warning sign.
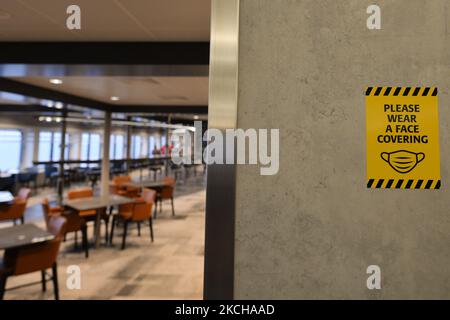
[366,87,440,189]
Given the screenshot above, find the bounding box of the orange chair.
[0,216,67,300]
[67,187,109,243]
[155,176,175,218]
[0,188,31,225]
[42,198,89,258]
[110,189,156,250]
[110,175,140,198]
[110,175,132,195]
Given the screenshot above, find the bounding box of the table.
[65,195,136,248]
[0,224,54,250]
[0,191,14,204]
[130,179,168,191]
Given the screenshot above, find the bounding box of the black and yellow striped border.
[366,86,438,97]
[367,179,441,189]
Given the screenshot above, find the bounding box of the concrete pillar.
[206,0,450,299]
[100,111,111,197]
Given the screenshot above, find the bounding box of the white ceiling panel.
[9,76,209,106]
[0,0,210,41]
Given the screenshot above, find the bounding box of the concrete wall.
[234,0,450,298]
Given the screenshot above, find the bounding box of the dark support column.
[126,118,132,174]
[57,109,68,203]
[165,114,172,175]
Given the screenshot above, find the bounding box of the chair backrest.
[47,216,67,238]
[118,202,134,215]
[11,216,67,276]
[161,176,175,199]
[0,199,27,221]
[16,188,31,201]
[142,188,156,203]
[132,201,152,222]
[164,176,176,186]
[17,172,31,183]
[113,175,132,185]
[44,165,58,177]
[41,198,55,229]
[130,189,156,221]
[111,176,132,195]
[124,185,141,198]
[67,187,93,200]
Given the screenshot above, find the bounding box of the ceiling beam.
[147,116,208,126]
[0,64,208,77]
[0,42,210,113]
[0,78,208,114]
[0,77,110,111]
[0,104,63,113]
[110,105,208,114]
[0,42,210,65]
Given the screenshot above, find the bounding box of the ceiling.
[0,0,211,41]
[0,1,210,115]
[9,76,209,106]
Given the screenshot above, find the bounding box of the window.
[52,132,70,161]
[38,131,69,162]
[90,134,101,160]
[0,130,22,172]
[38,132,52,162]
[80,133,89,162]
[81,133,101,166]
[131,135,141,159]
[110,134,124,159]
[148,136,156,156]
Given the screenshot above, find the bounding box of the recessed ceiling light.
[45,117,52,122]
[49,79,63,85]
[55,102,63,109]
[110,96,120,101]
[193,115,199,120]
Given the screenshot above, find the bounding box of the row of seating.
[0,176,177,300]
[110,175,176,217]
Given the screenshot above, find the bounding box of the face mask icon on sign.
[381,150,425,174]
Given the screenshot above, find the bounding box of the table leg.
[94,208,102,248]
